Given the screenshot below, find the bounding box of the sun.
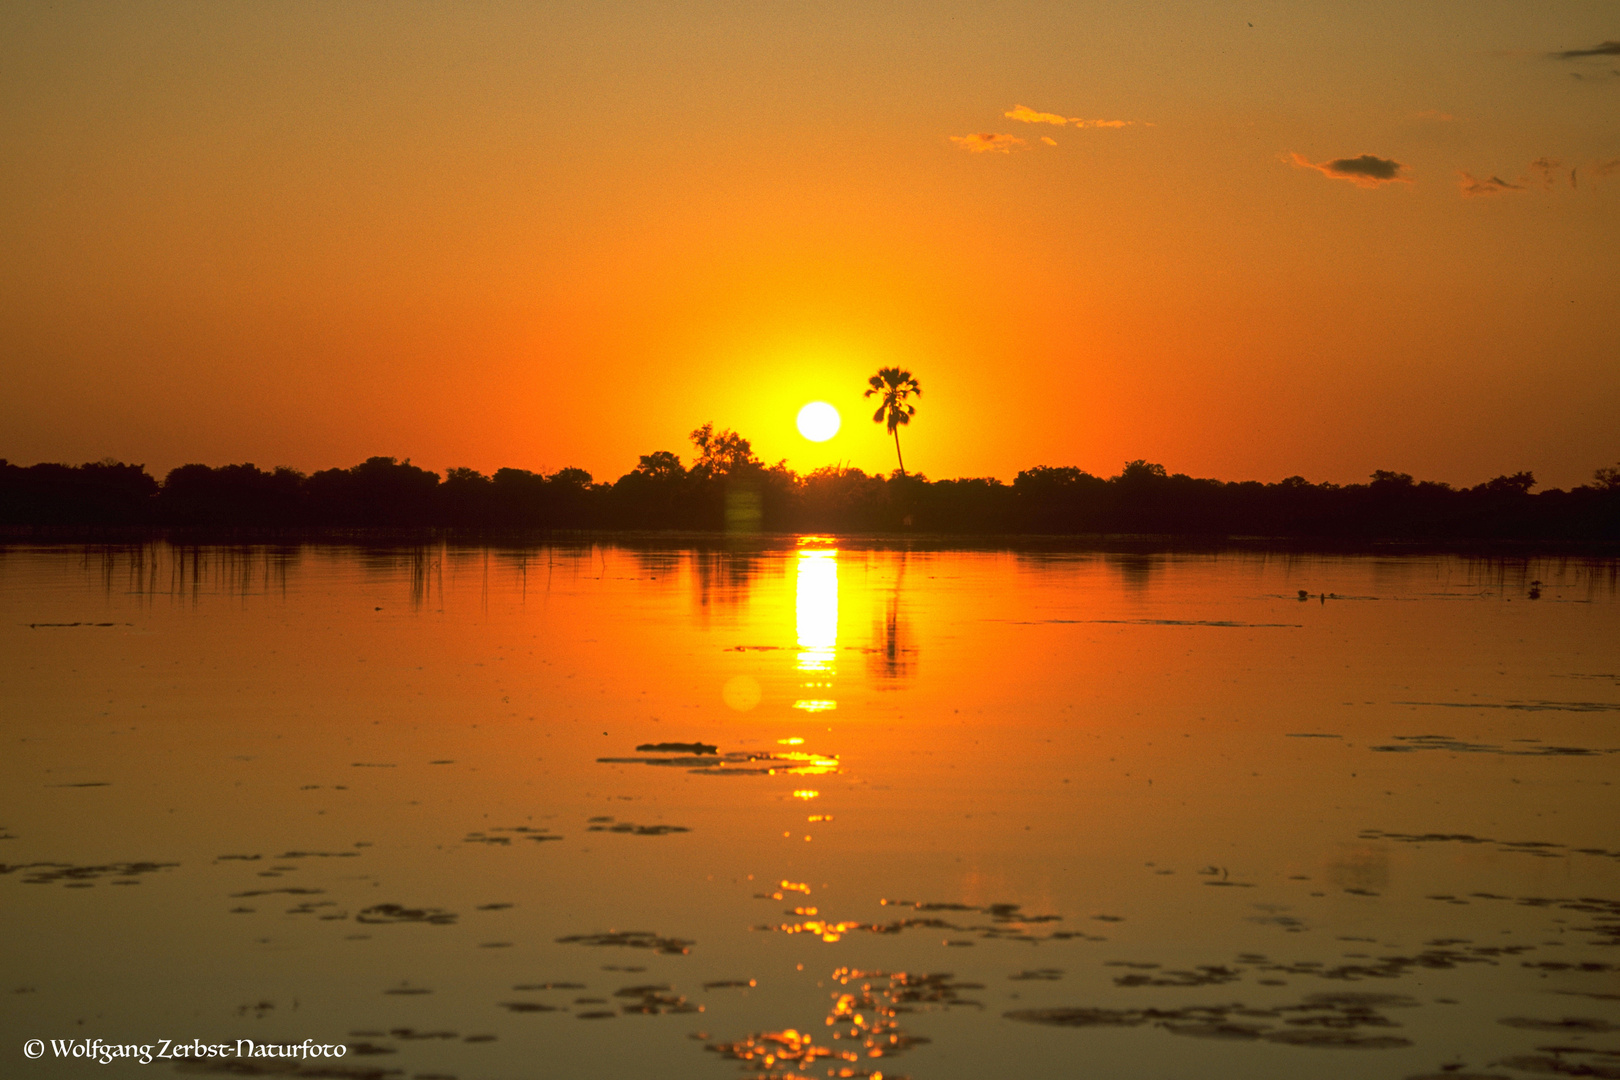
[796,401,841,442]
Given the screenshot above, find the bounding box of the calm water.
[3,542,1618,1080]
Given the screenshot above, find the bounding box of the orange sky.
[1,3,1616,489]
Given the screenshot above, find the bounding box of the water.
[2,542,1617,1079]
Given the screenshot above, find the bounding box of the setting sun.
[795,401,841,443]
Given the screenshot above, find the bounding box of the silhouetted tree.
[160,463,305,526]
[4,449,1619,542]
[688,424,760,479]
[865,367,922,476]
[0,459,158,526]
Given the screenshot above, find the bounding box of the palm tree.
[865,367,922,476]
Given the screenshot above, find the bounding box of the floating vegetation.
[231,887,325,898]
[599,747,839,776]
[557,930,693,955]
[1007,991,1418,1049]
[1421,893,1620,949]
[760,899,1080,945]
[1494,1048,1620,1078]
[463,827,561,845]
[347,1028,455,1042]
[703,979,757,990]
[1364,828,1620,863]
[1247,945,1525,982]
[706,968,979,1078]
[286,900,343,918]
[1,860,176,886]
[498,1001,560,1013]
[1393,700,1620,714]
[512,982,586,991]
[356,904,458,926]
[1370,734,1615,756]
[1111,965,1244,988]
[615,983,702,1014]
[636,742,718,754]
[26,621,126,628]
[1010,969,1064,981]
[1499,1016,1620,1032]
[586,818,691,836]
[1522,965,1613,977]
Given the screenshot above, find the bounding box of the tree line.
[2,430,1617,542]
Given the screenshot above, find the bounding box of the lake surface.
[3,541,1618,1080]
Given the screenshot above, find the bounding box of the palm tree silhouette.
[865,367,922,476]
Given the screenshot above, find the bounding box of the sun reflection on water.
[794,547,839,713]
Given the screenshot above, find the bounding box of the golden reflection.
[705,967,977,1077]
[795,549,838,672]
[793,547,840,713]
[769,752,839,776]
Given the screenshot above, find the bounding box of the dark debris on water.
[1,860,176,886]
[557,930,694,955]
[1006,991,1419,1049]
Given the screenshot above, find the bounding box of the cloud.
[1005,104,1070,126]
[1552,40,1620,59]
[1458,171,1524,197]
[949,132,1026,154]
[1040,136,1057,146]
[1288,152,1409,188]
[1002,105,1145,130]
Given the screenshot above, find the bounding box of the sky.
[1,2,1616,489]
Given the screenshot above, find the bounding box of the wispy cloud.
[949,132,1026,154]
[1288,152,1409,188]
[1458,172,1524,197]
[1039,136,1057,146]
[1005,104,1069,126]
[1003,105,1146,130]
[1551,40,1620,59]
